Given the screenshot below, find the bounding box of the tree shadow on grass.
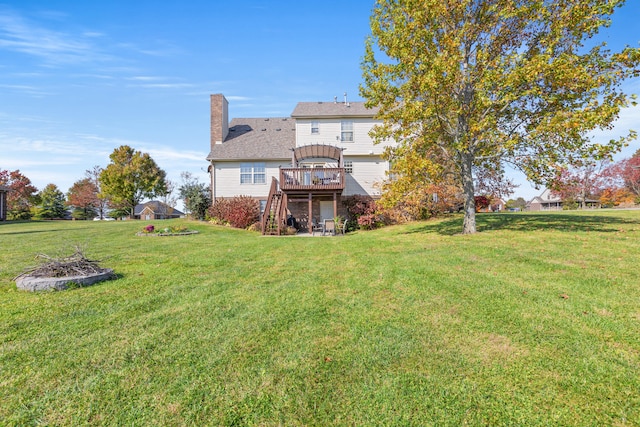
[407,213,640,236]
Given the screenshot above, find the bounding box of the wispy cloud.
[137,83,194,89]
[0,83,54,96]
[0,8,111,65]
[126,76,168,81]
[144,146,207,164]
[124,76,194,89]
[116,41,182,58]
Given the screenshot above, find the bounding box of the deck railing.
[279,167,345,191]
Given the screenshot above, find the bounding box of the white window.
[311,121,319,134]
[344,160,353,174]
[341,121,353,142]
[240,162,266,184]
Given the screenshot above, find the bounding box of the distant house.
[0,185,8,221]
[477,197,506,213]
[134,201,183,220]
[528,188,600,211]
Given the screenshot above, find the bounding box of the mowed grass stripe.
[0,211,638,426]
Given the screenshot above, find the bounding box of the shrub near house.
[208,196,260,229]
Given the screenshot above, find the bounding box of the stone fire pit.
[16,269,115,291]
[15,248,115,292]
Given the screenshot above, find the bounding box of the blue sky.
[1,0,639,203]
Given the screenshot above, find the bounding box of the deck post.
[308,193,313,233]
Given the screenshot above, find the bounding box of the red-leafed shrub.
[357,214,378,230]
[208,196,260,229]
[343,195,385,230]
[344,195,376,217]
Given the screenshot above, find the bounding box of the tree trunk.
[460,151,476,234]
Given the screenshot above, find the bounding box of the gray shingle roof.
[134,201,184,216]
[207,117,295,161]
[291,101,379,118]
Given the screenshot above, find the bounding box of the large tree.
[0,169,38,220]
[99,146,167,218]
[361,0,640,233]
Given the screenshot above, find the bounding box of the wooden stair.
[262,177,287,235]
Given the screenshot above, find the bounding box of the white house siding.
[344,155,388,197]
[296,119,388,156]
[212,160,289,199]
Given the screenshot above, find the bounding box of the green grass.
[1,211,639,426]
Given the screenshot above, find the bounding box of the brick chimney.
[210,94,229,148]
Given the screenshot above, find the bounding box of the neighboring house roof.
[207,117,295,161]
[291,101,379,118]
[134,201,183,216]
[0,185,9,192]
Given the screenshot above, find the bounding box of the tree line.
[0,145,211,221]
[548,149,640,209]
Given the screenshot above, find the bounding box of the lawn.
[1,211,639,426]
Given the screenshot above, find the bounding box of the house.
[528,188,600,211]
[0,185,8,221]
[134,201,184,220]
[476,197,506,213]
[206,94,393,234]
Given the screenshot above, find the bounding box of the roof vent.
[282,118,287,121]
[265,118,269,121]
[261,128,267,131]
[276,128,281,131]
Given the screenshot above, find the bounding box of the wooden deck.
[279,167,345,192]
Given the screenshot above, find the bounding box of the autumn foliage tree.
[379,147,464,220]
[67,177,99,220]
[617,149,640,200]
[99,146,167,218]
[0,169,38,220]
[596,149,640,206]
[361,0,640,233]
[549,162,608,209]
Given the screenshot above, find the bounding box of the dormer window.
[341,121,353,142]
[311,121,319,134]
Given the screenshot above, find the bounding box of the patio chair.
[339,218,348,235]
[311,218,323,236]
[323,219,336,236]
